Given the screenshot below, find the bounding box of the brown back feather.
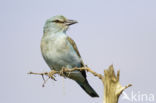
[67,36,86,78]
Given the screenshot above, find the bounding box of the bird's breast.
[41,34,81,70]
[41,34,68,59]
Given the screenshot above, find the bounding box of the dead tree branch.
[28,65,132,103]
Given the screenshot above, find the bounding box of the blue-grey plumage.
[41,15,99,97]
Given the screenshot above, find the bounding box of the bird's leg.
[60,67,66,77]
[67,70,72,77]
[48,70,57,81]
[66,66,75,77]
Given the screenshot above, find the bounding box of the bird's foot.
[48,70,56,80]
[60,67,66,77]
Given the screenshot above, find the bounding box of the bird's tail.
[76,79,99,97]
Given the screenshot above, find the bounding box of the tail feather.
[76,79,99,97]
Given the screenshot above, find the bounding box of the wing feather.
[67,36,86,78]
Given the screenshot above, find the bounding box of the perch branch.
[28,65,132,103]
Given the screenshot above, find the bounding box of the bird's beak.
[65,19,78,26]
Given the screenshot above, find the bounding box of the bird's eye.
[52,20,64,23]
[54,20,60,22]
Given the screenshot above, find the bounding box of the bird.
[40,15,99,97]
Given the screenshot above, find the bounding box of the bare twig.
[28,65,132,103]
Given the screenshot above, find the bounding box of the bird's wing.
[67,36,86,77]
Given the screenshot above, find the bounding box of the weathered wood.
[28,65,132,103]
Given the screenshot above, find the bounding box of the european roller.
[41,15,99,97]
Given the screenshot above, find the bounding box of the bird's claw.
[48,70,56,80]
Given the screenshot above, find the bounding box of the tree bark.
[102,65,131,103]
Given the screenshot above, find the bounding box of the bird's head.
[44,15,77,34]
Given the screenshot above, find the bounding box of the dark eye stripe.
[52,20,64,23]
